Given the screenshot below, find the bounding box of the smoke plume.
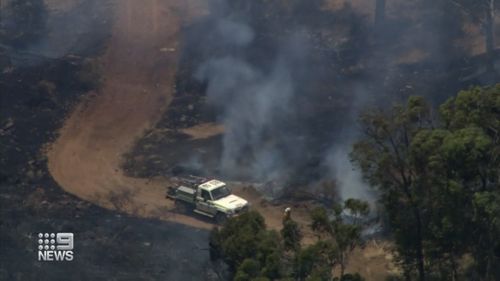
[196,29,308,187]
[191,1,374,199]
[179,0,492,202]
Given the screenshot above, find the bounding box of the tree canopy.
[351,84,500,280]
[209,204,370,281]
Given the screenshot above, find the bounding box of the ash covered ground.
[0,0,214,279]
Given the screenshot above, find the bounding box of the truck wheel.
[166,187,176,198]
[215,213,228,224]
[175,201,189,214]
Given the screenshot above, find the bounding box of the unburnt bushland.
[209,200,371,281]
[351,85,500,281]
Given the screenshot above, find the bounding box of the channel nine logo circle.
[37,232,74,262]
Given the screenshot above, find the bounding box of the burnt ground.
[123,130,223,178]
[0,33,216,281]
[122,9,500,192]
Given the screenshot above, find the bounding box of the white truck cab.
[167,179,249,223]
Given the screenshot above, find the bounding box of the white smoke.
[324,144,376,205]
[195,18,307,183]
[194,14,377,204]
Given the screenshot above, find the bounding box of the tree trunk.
[340,254,346,279]
[485,0,495,71]
[401,179,426,281]
[451,256,458,281]
[413,207,426,281]
[375,0,386,27]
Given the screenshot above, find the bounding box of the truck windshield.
[211,186,231,200]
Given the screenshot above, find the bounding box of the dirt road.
[47,0,213,228]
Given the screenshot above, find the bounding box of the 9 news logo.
[37,232,74,262]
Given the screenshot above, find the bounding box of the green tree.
[293,240,336,281]
[351,96,432,281]
[211,209,368,280]
[209,211,284,279]
[439,85,500,280]
[234,258,261,281]
[472,191,500,278]
[309,199,369,279]
[281,217,302,252]
[409,128,466,279]
[352,85,500,280]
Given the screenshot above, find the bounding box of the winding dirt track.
[47,0,212,228]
